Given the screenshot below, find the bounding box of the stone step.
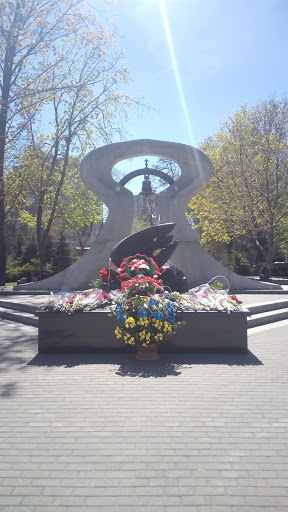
[246,299,288,315]
[247,307,288,328]
[0,307,38,327]
[0,299,38,314]
[1,290,50,295]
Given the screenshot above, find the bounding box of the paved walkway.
[0,319,288,511]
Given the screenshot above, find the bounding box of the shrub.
[222,252,254,276]
[6,262,30,282]
[5,256,51,282]
[271,263,288,277]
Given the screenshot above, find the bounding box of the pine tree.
[21,235,38,265]
[52,232,71,273]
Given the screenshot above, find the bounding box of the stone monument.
[14,139,281,291]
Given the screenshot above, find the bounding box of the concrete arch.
[119,167,175,187]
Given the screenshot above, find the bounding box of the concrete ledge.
[0,308,38,327]
[247,299,288,315]
[37,310,248,354]
[248,307,288,328]
[0,300,38,314]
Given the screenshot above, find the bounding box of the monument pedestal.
[37,310,248,354]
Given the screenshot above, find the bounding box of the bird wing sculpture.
[110,223,179,268]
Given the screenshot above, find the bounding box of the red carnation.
[100,268,109,281]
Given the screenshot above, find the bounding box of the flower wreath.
[119,254,161,281]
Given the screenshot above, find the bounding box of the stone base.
[37,310,248,354]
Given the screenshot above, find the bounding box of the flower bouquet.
[110,254,186,359]
[98,266,120,290]
[43,289,120,313]
[112,293,186,359]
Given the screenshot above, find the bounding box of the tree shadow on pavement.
[0,381,18,397]
[27,350,263,378]
[0,323,37,373]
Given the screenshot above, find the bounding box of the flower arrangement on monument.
[111,285,186,350]
[42,252,243,318]
[43,288,118,313]
[108,254,185,353]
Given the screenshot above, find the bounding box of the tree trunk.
[0,1,22,284]
[0,95,8,285]
[0,200,6,285]
[36,136,72,270]
[38,237,47,271]
[227,239,233,258]
[36,197,48,271]
[0,111,7,284]
[0,72,10,284]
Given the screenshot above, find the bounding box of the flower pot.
[136,344,160,360]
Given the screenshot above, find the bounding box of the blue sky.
[91,0,288,191]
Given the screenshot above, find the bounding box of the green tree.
[189,98,288,266]
[58,165,103,253]
[0,0,148,283]
[16,143,104,268]
[0,0,85,283]
[151,157,180,191]
[131,216,150,234]
[21,234,38,265]
[52,231,71,273]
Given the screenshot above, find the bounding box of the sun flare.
[158,0,196,146]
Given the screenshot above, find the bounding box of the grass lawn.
[5,282,17,287]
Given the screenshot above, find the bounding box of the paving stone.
[0,318,288,511]
[0,496,23,505]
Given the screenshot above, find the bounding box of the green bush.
[271,263,288,277]
[6,262,30,282]
[5,256,50,281]
[222,252,254,276]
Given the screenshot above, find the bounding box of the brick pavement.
[0,319,288,511]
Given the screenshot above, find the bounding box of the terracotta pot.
[136,343,160,360]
